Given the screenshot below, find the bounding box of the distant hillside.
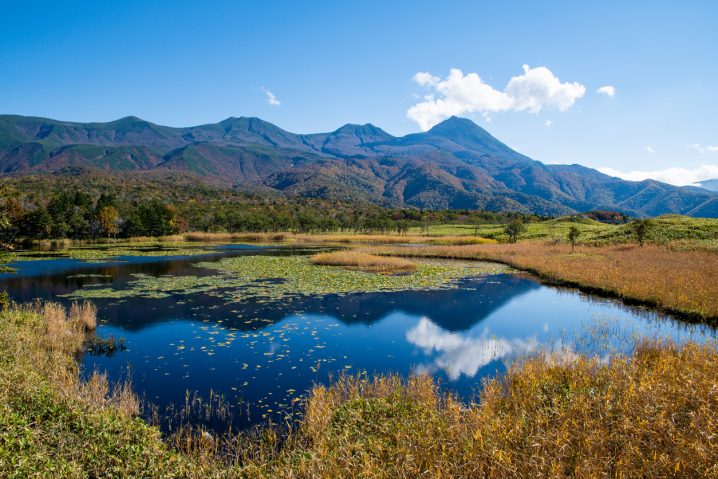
[1,114,716,217]
[697,179,718,192]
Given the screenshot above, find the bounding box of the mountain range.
[1,114,717,217]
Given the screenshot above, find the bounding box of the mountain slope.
[697,179,718,192]
[0,114,715,217]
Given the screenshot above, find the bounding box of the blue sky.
[1,1,717,184]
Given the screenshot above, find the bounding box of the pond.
[1,244,715,431]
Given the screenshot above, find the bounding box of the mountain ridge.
[1,114,716,217]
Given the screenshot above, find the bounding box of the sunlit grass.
[373,242,718,322]
[284,340,718,477]
[183,231,496,245]
[2,301,716,477]
[310,250,417,274]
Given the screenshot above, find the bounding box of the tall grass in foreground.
[310,250,417,273]
[287,341,718,478]
[372,242,718,322]
[2,301,717,477]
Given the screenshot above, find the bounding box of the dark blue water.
[1,245,715,430]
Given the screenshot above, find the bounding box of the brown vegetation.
[183,231,290,243]
[182,231,496,246]
[310,251,417,274]
[44,301,85,353]
[372,242,718,321]
[277,340,718,478]
[69,300,97,331]
[3,301,717,477]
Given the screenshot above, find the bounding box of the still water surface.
[1,245,714,429]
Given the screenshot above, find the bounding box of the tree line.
[0,178,547,242]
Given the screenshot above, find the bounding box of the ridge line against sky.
[0,0,716,186]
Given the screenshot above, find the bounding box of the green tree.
[0,181,18,248]
[504,217,526,243]
[633,219,651,247]
[567,225,581,253]
[22,208,52,239]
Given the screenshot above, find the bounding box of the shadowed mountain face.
[1,114,716,216]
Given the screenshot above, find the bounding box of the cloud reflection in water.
[406,317,537,380]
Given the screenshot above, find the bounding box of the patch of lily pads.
[8,241,220,264]
[61,255,507,303]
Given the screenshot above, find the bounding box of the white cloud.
[407,65,586,130]
[406,317,535,380]
[597,85,616,97]
[413,72,440,87]
[598,164,718,186]
[260,87,281,106]
[690,143,718,154]
[544,119,552,127]
[645,146,656,154]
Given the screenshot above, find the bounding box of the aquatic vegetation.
[62,255,505,303]
[7,241,219,265]
[310,250,417,274]
[84,335,127,357]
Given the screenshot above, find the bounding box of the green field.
[410,215,718,249]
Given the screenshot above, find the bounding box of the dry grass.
[275,340,718,478]
[180,231,496,246]
[183,231,290,243]
[310,250,417,274]
[44,301,85,353]
[0,302,182,477]
[3,301,717,477]
[294,233,496,245]
[69,300,97,331]
[372,242,718,322]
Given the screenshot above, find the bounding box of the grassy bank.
[0,302,189,477]
[408,215,718,249]
[2,302,716,477]
[372,242,718,322]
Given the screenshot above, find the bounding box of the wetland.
[1,242,715,431]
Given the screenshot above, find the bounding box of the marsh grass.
[184,232,290,243]
[0,302,185,478]
[44,301,85,353]
[69,300,97,331]
[373,242,718,322]
[310,250,417,274]
[269,340,718,478]
[2,301,717,477]
[181,231,496,246]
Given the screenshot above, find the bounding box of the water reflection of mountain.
[1,250,540,333]
[82,273,540,332]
